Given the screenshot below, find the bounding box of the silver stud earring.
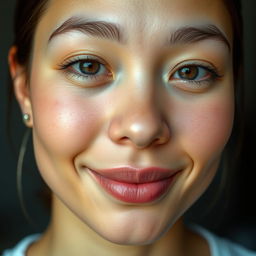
[23,113,30,123]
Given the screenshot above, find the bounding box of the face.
[14,0,234,245]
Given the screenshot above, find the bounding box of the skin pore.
[9,0,234,255]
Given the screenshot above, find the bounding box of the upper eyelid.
[170,59,219,72]
[173,65,216,76]
[59,54,111,68]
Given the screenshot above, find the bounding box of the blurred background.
[0,0,256,252]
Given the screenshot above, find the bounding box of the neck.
[28,195,199,256]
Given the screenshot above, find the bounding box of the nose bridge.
[108,69,170,148]
[124,55,160,112]
[125,84,161,125]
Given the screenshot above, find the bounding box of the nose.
[108,95,170,149]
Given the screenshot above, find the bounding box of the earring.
[17,129,35,226]
[23,113,30,123]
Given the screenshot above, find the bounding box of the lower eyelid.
[171,80,213,93]
[62,66,114,86]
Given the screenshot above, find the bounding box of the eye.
[74,60,101,75]
[169,63,222,92]
[172,65,214,81]
[58,55,113,87]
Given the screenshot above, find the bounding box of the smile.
[88,167,181,203]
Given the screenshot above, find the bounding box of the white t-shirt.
[2,234,40,256]
[192,225,256,256]
[2,226,256,256]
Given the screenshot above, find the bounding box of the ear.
[8,46,33,128]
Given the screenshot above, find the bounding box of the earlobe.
[8,46,33,128]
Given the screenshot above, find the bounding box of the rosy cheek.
[175,96,234,162]
[31,86,104,158]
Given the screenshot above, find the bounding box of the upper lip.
[88,166,180,183]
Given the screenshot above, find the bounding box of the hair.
[9,0,244,221]
[13,0,49,69]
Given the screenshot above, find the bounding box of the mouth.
[87,166,181,204]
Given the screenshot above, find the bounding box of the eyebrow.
[48,16,123,43]
[169,25,230,50]
[48,16,230,50]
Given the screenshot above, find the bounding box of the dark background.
[1,0,256,252]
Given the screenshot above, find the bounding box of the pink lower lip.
[90,171,178,203]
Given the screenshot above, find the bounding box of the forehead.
[35,0,233,47]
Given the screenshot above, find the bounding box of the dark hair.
[7,0,49,149]
[222,0,244,200]
[13,0,49,69]
[10,0,244,220]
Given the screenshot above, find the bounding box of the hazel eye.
[78,60,101,75]
[178,66,199,80]
[71,59,107,77]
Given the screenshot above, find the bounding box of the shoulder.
[2,234,41,256]
[191,225,256,256]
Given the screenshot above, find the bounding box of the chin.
[100,231,161,246]
[89,218,174,246]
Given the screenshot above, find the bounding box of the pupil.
[179,66,198,80]
[79,60,100,75]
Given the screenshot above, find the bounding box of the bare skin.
[9,0,234,255]
[28,199,209,256]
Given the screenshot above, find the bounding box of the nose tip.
[108,114,170,149]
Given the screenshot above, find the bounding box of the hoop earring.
[16,128,35,226]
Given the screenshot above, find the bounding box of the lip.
[87,167,180,204]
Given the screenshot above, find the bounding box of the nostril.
[120,136,129,141]
[79,164,87,170]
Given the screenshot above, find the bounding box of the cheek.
[31,86,103,158]
[175,94,234,164]
[169,91,234,210]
